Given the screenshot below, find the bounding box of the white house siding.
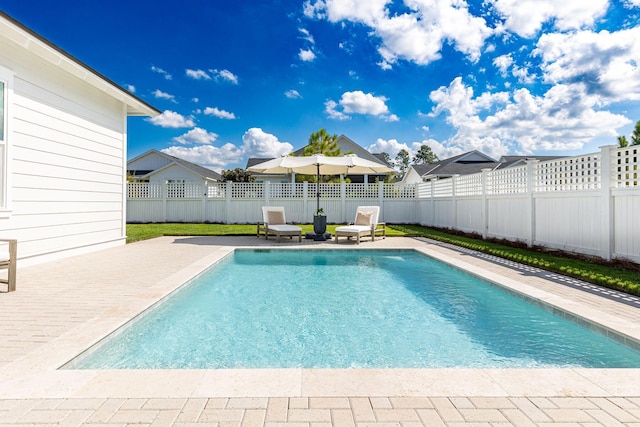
[147,164,202,183]
[128,153,172,172]
[0,35,129,264]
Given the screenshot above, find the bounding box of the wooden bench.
[0,239,17,292]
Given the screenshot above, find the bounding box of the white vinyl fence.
[128,145,640,262]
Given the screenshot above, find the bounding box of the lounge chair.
[257,206,302,242]
[0,239,17,292]
[334,206,386,244]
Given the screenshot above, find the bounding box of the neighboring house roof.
[411,150,499,180]
[406,151,569,183]
[0,11,160,117]
[496,155,564,168]
[128,150,221,181]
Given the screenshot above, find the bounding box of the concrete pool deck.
[1,235,640,426]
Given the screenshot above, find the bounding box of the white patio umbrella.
[247,153,394,213]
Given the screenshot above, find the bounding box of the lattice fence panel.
[535,154,600,191]
[614,146,640,187]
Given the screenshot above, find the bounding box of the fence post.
[378,181,384,213]
[225,181,232,224]
[162,181,168,222]
[481,169,490,239]
[451,175,459,230]
[526,160,539,248]
[202,182,207,223]
[264,181,270,206]
[303,181,309,222]
[341,181,346,223]
[600,145,616,261]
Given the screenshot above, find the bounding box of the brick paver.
[0,236,639,425]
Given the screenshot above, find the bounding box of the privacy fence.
[128,145,640,262]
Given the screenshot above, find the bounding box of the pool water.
[66,249,640,369]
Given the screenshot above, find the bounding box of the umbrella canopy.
[248,154,394,213]
[248,153,393,176]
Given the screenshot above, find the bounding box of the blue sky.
[3,0,640,170]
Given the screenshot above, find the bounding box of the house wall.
[0,34,128,265]
[128,152,172,171]
[147,164,204,183]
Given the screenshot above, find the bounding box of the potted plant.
[313,207,327,235]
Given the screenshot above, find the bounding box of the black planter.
[313,215,327,235]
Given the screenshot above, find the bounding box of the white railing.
[127,145,640,262]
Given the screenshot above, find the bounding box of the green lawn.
[126,222,640,297]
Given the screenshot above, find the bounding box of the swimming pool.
[65,249,640,369]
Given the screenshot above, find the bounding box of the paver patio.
[0,236,639,426]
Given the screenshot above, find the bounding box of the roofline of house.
[0,11,161,117]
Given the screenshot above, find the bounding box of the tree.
[632,120,640,146]
[220,168,255,182]
[395,149,410,174]
[618,135,629,148]
[413,144,439,164]
[302,128,341,156]
[379,152,392,165]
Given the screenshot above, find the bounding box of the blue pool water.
[66,249,640,369]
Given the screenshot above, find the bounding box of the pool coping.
[1,236,639,400]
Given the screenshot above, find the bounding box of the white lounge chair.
[257,206,302,242]
[334,206,386,244]
[0,239,17,292]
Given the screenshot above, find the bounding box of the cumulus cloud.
[492,0,609,38]
[146,110,195,128]
[186,69,211,80]
[299,48,317,62]
[125,84,136,93]
[306,0,491,67]
[325,90,398,121]
[173,127,218,145]
[161,144,244,169]
[204,107,237,120]
[151,65,172,80]
[428,77,630,155]
[241,128,294,158]
[210,69,239,84]
[367,137,454,160]
[285,89,302,99]
[153,89,176,102]
[534,27,640,102]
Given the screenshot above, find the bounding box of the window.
[0,65,13,216]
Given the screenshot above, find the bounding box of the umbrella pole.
[316,164,320,213]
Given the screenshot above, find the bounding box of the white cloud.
[241,128,294,158]
[161,144,243,169]
[125,84,136,93]
[326,90,398,121]
[192,97,200,103]
[153,89,176,101]
[492,0,609,38]
[285,89,302,99]
[367,138,411,158]
[146,110,195,128]
[299,48,317,62]
[173,127,218,145]
[535,27,640,102]
[307,0,492,66]
[186,69,211,80]
[325,100,350,120]
[428,77,631,155]
[204,107,237,120]
[493,54,513,76]
[151,65,172,80]
[210,69,239,84]
[299,27,315,44]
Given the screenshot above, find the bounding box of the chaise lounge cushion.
[267,210,285,225]
[355,211,373,226]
